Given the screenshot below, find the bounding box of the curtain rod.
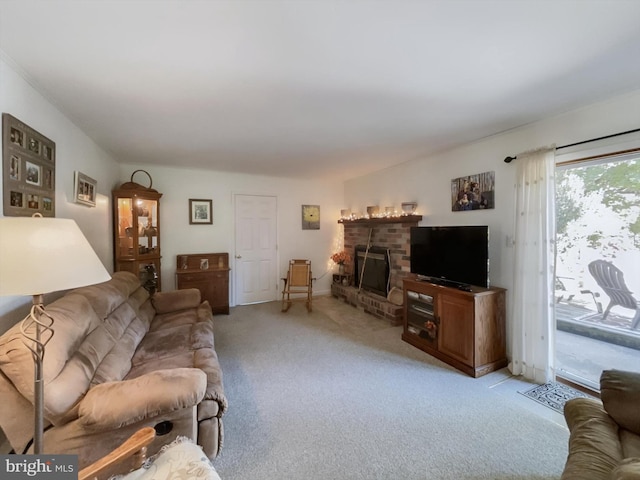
[503,127,640,163]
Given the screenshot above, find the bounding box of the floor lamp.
[0,215,110,454]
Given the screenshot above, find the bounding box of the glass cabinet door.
[135,198,158,256]
[116,198,134,257]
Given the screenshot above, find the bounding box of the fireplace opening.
[354,245,390,297]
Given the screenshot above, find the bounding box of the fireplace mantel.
[338,215,422,226]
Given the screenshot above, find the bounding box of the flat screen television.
[410,226,489,288]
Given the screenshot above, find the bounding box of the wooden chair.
[281,259,313,312]
[79,427,222,480]
[588,259,640,330]
[79,427,156,480]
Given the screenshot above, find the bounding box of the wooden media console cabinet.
[402,277,507,377]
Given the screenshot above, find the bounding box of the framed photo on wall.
[189,198,213,224]
[74,171,97,207]
[2,113,56,216]
[451,170,495,212]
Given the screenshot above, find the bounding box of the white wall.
[0,55,345,335]
[0,56,120,334]
[0,56,343,450]
[345,89,640,356]
[2,44,639,346]
[117,163,344,304]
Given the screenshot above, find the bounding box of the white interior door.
[234,194,278,305]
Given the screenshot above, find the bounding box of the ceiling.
[1,1,639,181]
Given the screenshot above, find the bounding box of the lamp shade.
[0,216,111,296]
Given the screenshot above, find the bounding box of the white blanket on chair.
[111,437,222,480]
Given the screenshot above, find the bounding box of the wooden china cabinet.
[112,171,163,293]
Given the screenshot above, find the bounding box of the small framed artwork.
[25,161,41,186]
[2,113,56,217]
[9,154,20,180]
[189,198,213,224]
[74,171,97,207]
[302,204,320,230]
[451,170,495,212]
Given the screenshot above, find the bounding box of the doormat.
[519,382,589,414]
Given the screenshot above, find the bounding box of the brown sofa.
[0,271,227,468]
[561,370,640,480]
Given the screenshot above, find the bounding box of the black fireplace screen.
[354,245,390,297]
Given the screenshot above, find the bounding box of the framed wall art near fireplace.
[301,204,320,230]
[2,113,56,217]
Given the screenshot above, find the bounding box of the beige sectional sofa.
[561,370,640,480]
[0,271,227,469]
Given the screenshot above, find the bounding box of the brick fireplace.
[331,216,422,324]
[343,216,422,290]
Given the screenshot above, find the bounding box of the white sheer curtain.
[508,146,557,384]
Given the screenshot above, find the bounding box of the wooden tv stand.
[402,278,507,378]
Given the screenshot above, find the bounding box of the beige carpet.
[213,296,570,480]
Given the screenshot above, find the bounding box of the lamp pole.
[21,294,54,454]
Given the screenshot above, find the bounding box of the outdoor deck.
[555,302,640,389]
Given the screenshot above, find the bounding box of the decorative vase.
[338,264,345,275]
[401,202,417,215]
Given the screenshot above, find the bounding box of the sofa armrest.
[561,397,624,480]
[152,289,201,313]
[612,458,640,480]
[564,397,610,431]
[78,368,207,430]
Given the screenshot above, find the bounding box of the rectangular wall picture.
[190,198,213,224]
[74,171,97,207]
[2,113,56,216]
[451,171,495,211]
[301,204,320,230]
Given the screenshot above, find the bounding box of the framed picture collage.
[2,113,56,217]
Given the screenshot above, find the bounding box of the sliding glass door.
[555,153,640,390]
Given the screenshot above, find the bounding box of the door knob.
[235,255,242,259]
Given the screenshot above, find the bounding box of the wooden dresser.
[175,253,230,314]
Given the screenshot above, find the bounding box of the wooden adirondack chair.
[588,260,640,330]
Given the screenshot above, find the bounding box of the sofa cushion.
[601,370,640,436]
[132,322,214,367]
[150,302,215,332]
[152,288,201,314]
[611,458,640,480]
[79,368,207,430]
[0,293,101,420]
[70,277,130,320]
